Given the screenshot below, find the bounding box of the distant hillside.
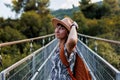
[51,7,79,19]
[97,1,103,5]
[50,1,102,19]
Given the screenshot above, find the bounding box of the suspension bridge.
[0,33,120,80]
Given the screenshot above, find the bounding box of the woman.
[50,17,78,80]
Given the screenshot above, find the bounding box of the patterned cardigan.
[50,45,76,80]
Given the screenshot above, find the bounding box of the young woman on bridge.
[50,17,78,80]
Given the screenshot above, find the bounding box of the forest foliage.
[0,0,120,71]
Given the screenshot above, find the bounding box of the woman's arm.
[66,25,78,54]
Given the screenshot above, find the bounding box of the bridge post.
[30,41,33,53]
[0,71,5,80]
[94,41,98,52]
[43,38,46,80]
[0,46,4,80]
[44,47,46,80]
[116,72,120,80]
[85,38,88,45]
[49,37,51,42]
[42,39,45,46]
[32,54,35,75]
[30,41,36,75]
[81,37,83,42]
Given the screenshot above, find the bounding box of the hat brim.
[52,18,70,31]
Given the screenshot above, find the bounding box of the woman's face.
[55,24,68,40]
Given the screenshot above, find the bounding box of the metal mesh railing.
[0,33,120,80]
[0,37,58,80]
[31,42,58,80]
[77,39,120,80]
[30,39,58,80]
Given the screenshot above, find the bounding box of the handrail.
[79,39,120,72]
[1,33,119,47]
[77,39,120,80]
[1,38,56,74]
[0,34,54,47]
[78,33,120,45]
[0,38,58,80]
[78,33,120,80]
[0,33,120,80]
[31,43,58,80]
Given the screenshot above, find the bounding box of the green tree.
[0,17,5,27]
[11,0,50,15]
[89,41,120,70]
[39,14,54,35]
[19,11,42,38]
[10,0,54,37]
[80,0,91,6]
[82,3,99,19]
[79,0,119,19]
[73,11,88,34]
[97,3,110,17]
[19,11,53,38]
[0,26,26,42]
[85,19,99,35]
[103,0,120,15]
[80,0,98,19]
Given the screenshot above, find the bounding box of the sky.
[0,0,102,19]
